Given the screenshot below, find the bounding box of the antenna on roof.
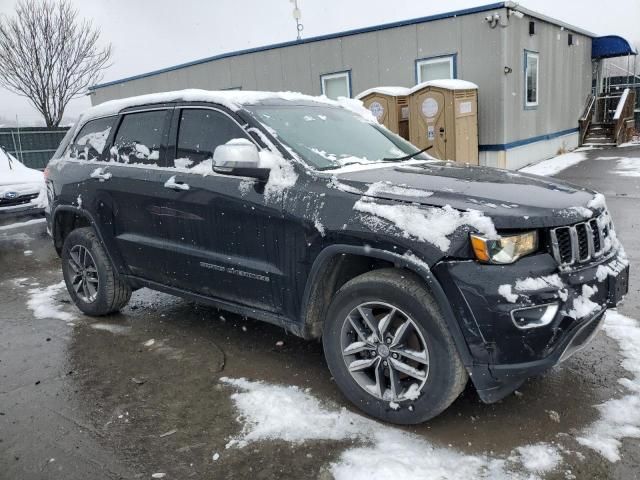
[290,0,304,40]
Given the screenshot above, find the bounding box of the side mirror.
[213,140,271,181]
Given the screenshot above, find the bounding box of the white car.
[0,146,46,220]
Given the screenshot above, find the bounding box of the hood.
[0,148,44,189]
[332,162,599,229]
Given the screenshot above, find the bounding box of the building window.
[321,71,351,100]
[524,51,539,108]
[416,55,456,83]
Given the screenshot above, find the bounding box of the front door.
[158,106,286,313]
[412,90,447,160]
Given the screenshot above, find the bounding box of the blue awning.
[592,35,638,59]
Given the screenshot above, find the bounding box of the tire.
[322,268,467,424]
[61,227,131,316]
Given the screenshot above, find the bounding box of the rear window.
[112,110,168,164]
[67,116,115,161]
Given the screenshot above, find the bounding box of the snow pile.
[519,152,587,176]
[221,377,529,479]
[613,157,640,177]
[587,193,607,210]
[365,181,433,199]
[577,310,640,461]
[328,176,364,195]
[596,256,628,282]
[258,150,298,201]
[514,444,562,473]
[354,200,497,252]
[26,281,74,321]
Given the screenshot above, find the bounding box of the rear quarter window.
[67,116,116,161]
[112,110,168,164]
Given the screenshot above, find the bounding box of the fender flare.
[300,244,474,367]
[51,204,124,274]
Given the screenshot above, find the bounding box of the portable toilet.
[408,80,479,164]
[356,87,411,140]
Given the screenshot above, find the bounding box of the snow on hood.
[83,88,378,125]
[0,147,43,192]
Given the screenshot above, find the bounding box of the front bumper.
[433,250,629,403]
[0,203,44,220]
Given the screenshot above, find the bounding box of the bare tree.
[0,0,111,127]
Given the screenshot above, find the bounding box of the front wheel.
[322,268,467,424]
[61,227,131,316]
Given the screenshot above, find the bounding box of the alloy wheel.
[340,302,429,402]
[68,245,99,303]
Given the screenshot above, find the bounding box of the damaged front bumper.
[433,250,629,403]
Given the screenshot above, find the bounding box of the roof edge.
[89,2,507,91]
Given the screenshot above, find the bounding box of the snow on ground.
[221,310,640,477]
[0,218,45,231]
[221,377,530,479]
[612,157,640,177]
[26,281,75,321]
[519,152,587,176]
[577,310,640,461]
[354,200,497,252]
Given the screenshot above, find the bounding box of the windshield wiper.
[382,145,432,162]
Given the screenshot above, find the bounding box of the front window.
[525,51,539,107]
[321,71,351,100]
[416,56,455,83]
[247,104,428,170]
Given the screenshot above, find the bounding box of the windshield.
[246,104,430,170]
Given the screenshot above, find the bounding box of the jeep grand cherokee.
[45,89,629,424]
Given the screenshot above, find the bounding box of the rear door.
[159,105,287,313]
[104,106,176,284]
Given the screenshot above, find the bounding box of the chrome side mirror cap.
[213,140,270,181]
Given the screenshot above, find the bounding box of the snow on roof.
[409,79,479,94]
[83,89,376,124]
[355,86,411,100]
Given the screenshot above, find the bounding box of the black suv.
[46,90,629,424]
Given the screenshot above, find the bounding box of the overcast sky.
[1,0,638,125]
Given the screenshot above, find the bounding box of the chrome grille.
[550,212,612,266]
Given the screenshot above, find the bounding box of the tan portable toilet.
[356,87,411,140]
[408,80,479,164]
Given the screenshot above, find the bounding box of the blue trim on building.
[320,70,353,98]
[479,128,579,151]
[90,2,507,91]
[414,53,458,84]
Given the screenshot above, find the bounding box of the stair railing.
[613,88,636,145]
[579,94,595,146]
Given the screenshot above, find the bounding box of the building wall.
[89,7,593,169]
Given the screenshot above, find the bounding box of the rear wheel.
[61,227,131,315]
[322,268,467,424]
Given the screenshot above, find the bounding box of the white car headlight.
[470,231,538,264]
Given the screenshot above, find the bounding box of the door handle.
[164,175,190,191]
[90,167,112,182]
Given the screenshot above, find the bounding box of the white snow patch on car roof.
[0,146,44,189]
[82,89,377,124]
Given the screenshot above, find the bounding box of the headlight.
[470,231,538,264]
